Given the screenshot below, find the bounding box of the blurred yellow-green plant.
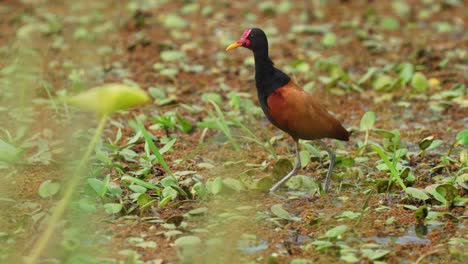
[67,83,150,116]
[26,83,149,264]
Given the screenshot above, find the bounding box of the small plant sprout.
[136,119,174,177]
[203,100,240,151]
[27,83,149,264]
[447,129,468,156]
[371,144,407,191]
[359,111,376,154]
[415,205,429,230]
[418,136,443,157]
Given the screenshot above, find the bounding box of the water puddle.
[365,224,435,245]
[237,238,269,254]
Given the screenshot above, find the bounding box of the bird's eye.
[250,34,254,39]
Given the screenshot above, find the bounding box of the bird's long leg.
[269,140,301,193]
[318,140,336,193]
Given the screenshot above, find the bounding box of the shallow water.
[365,224,435,245]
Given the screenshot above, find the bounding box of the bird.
[226,28,350,193]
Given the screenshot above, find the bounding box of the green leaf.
[415,205,428,220]
[321,225,348,239]
[360,111,376,130]
[411,72,428,93]
[148,87,166,99]
[255,176,273,191]
[278,2,292,13]
[17,24,43,39]
[299,150,311,169]
[162,14,188,29]
[128,184,147,193]
[161,176,178,187]
[372,74,393,90]
[381,17,400,30]
[271,159,293,181]
[310,240,334,252]
[373,129,396,138]
[121,176,159,190]
[418,136,434,151]
[87,178,106,196]
[265,256,280,264]
[456,129,468,145]
[160,50,186,62]
[425,184,447,204]
[188,207,208,215]
[159,138,176,154]
[426,139,443,151]
[290,259,309,264]
[191,182,207,198]
[78,198,97,213]
[386,217,395,224]
[0,139,20,163]
[162,186,178,200]
[361,249,390,260]
[222,178,245,192]
[341,254,359,263]
[176,114,193,133]
[392,0,410,16]
[270,204,301,221]
[67,83,150,115]
[406,187,429,201]
[337,211,360,220]
[207,177,223,194]
[435,184,458,203]
[285,175,303,190]
[321,32,336,47]
[136,241,157,249]
[109,183,123,197]
[174,236,201,247]
[335,157,355,168]
[137,193,156,210]
[398,62,414,84]
[358,67,378,84]
[158,196,172,208]
[104,203,123,214]
[201,93,222,104]
[38,180,61,198]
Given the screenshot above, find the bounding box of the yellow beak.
[226,42,242,51]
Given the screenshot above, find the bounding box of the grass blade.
[371,144,406,191]
[231,118,277,158]
[136,119,173,176]
[207,100,240,151]
[121,175,160,190]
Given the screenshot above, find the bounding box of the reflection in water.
[365,224,433,245]
[414,223,428,238]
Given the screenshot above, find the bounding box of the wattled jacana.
[226,28,350,193]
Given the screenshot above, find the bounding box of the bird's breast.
[265,83,298,137]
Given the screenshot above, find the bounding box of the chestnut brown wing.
[266,81,349,141]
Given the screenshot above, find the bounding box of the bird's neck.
[254,51,274,83]
[253,51,290,98]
